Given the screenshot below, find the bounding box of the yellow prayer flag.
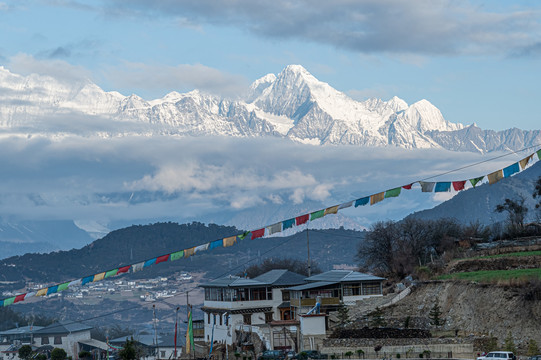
[223,236,236,247]
[519,154,534,170]
[324,205,339,215]
[487,169,503,184]
[184,247,195,258]
[36,288,48,297]
[370,192,385,205]
[93,272,105,282]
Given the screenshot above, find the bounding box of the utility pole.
[153,305,160,360]
[306,228,311,277]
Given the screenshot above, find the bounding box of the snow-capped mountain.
[1,64,539,152]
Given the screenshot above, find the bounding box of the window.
[41,337,49,345]
[219,314,223,326]
[225,315,229,326]
[281,291,290,301]
[265,312,273,323]
[207,313,211,324]
[243,314,251,325]
[213,314,216,324]
[54,336,62,345]
[362,282,381,295]
[161,351,165,358]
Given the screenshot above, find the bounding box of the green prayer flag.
[238,231,250,240]
[384,187,401,198]
[470,176,484,187]
[58,282,70,292]
[105,269,118,278]
[310,209,324,221]
[170,250,184,261]
[3,297,15,306]
[537,149,541,160]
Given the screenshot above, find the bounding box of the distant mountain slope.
[0,222,365,292]
[407,161,541,225]
[1,65,539,152]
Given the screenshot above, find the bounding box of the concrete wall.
[320,343,474,359]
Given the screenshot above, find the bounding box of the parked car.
[477,352,516,360]
[258,350,286,360]
[294,351,328,360]
[528,356,541,360]
[285,351,296,359]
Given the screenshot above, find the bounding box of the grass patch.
[463,250,541,260]
[437,268,541,282]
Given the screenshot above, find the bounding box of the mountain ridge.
[1,65,539,152]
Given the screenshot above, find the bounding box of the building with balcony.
[200,269,306,346]
[287,270,385,318]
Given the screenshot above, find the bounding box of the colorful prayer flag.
[338,200,353,209]
[117,266,131,274]
[156,254,170,264]
[36,288,48,297]
[105,269,118,278]
[296,214,309,226]
[14,294,26,303]
[251,228,265,240]
[170,251,184,261]
[58,282,70,291]
[209,240,223,250]
[519,154,534,169]
[3,297,15,306]
[402,184,413,190]
[267,223,282,235]
[355,197,369,207]
[503,163,520,178]
[223,236,236,247]
[282,218,295,230]
[324,205,339,215]
[93,272,106,282]
[184,247,195,258]
[420,182,435,192]
[238,231,250,240]
[434,182,451,192]
[47,286,59,295]
[487,169,503,184]
[452,181,466,191]
[384,187,401,198]
[143,259,156,268]
[537,149,541,159]
[69,279,82,287]
[370,192,385,205]
[470,176,484,187]
[186,310,194,354]
[310,209,325,220]
[131,262,145,272]
[82,276,94,286]
[194,243,209,253]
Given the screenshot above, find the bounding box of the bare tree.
[495,196,528,236]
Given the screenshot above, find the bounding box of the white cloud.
[105,62,250,99]
[7,53,92,84]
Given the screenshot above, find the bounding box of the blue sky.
[1,1,540,130]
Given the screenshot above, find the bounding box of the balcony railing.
[290,297,340,307]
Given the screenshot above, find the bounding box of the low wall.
[321,339,474,359]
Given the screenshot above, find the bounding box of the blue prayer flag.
[47,286,59,295]
[144,258,157,268]
[434,182,451,192]
[355,197,369,207]
[209,240,222,250]
[82,276,93,286]
[282,218,295,230]
[503,163,520,178]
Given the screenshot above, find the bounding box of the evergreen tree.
[429,302,444,326]
[527,339,540,356]
[337,304,350,327]
[119,337,138,360]
[369,307,386,328]
[504,332,517,353]
[18,345,33,360]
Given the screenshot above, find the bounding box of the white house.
[200,269,306,346]
[33,321,93,359]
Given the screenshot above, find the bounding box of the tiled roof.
[305,270,384,282]
[200,269,306,288]
[33,321,92,335]
[0,325,44,335]
[286,281,338,291]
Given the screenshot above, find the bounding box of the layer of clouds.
[0,135,520,230]
[103,0,541,56]
[105,62,250,99]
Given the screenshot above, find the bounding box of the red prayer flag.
[14,294,26,303]
[156,254,170,264]
[452,181,466,191]
[295,214,309,226]
[117,266,131,274]
[402,184,413,190]
[251,228,265,240]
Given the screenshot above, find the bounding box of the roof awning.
[78,339,109,351]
